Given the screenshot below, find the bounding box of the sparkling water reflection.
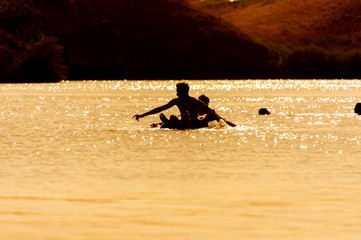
[1,80,361,240]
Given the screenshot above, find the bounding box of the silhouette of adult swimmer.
[150,94,214,128]
[133,82,220,129]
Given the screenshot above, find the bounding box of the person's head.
[198,94,209,105]
[259,108,270,115]
[176,82,190,98]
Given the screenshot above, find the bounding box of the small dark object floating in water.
[355,103,361,115]
[259,108,270,115]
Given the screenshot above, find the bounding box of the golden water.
[2,80,361,239]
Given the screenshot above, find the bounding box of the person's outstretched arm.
[133,99,176,121]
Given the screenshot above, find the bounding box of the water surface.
[2,80,361,240]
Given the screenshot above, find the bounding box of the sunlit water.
[2,80,361,240]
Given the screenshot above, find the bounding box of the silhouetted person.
[150,94,214,128]
[259,108,270,115]
[133,82,220,129]
[198,94,210,105]
[198,93,236,127]
[196,94,220,122]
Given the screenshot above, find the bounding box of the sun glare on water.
[2,80,361,240]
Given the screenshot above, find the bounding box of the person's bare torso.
[171,96,206,119]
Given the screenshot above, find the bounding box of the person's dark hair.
[176,82,190,95]
[259,108,270,115]
[198,94,209,105]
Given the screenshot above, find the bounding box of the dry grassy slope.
[204,0,361,50]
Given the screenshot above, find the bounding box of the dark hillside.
[0,0,67,82]
[196,0,361,78]
[200,0,361,51]
[34,0,273,79]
